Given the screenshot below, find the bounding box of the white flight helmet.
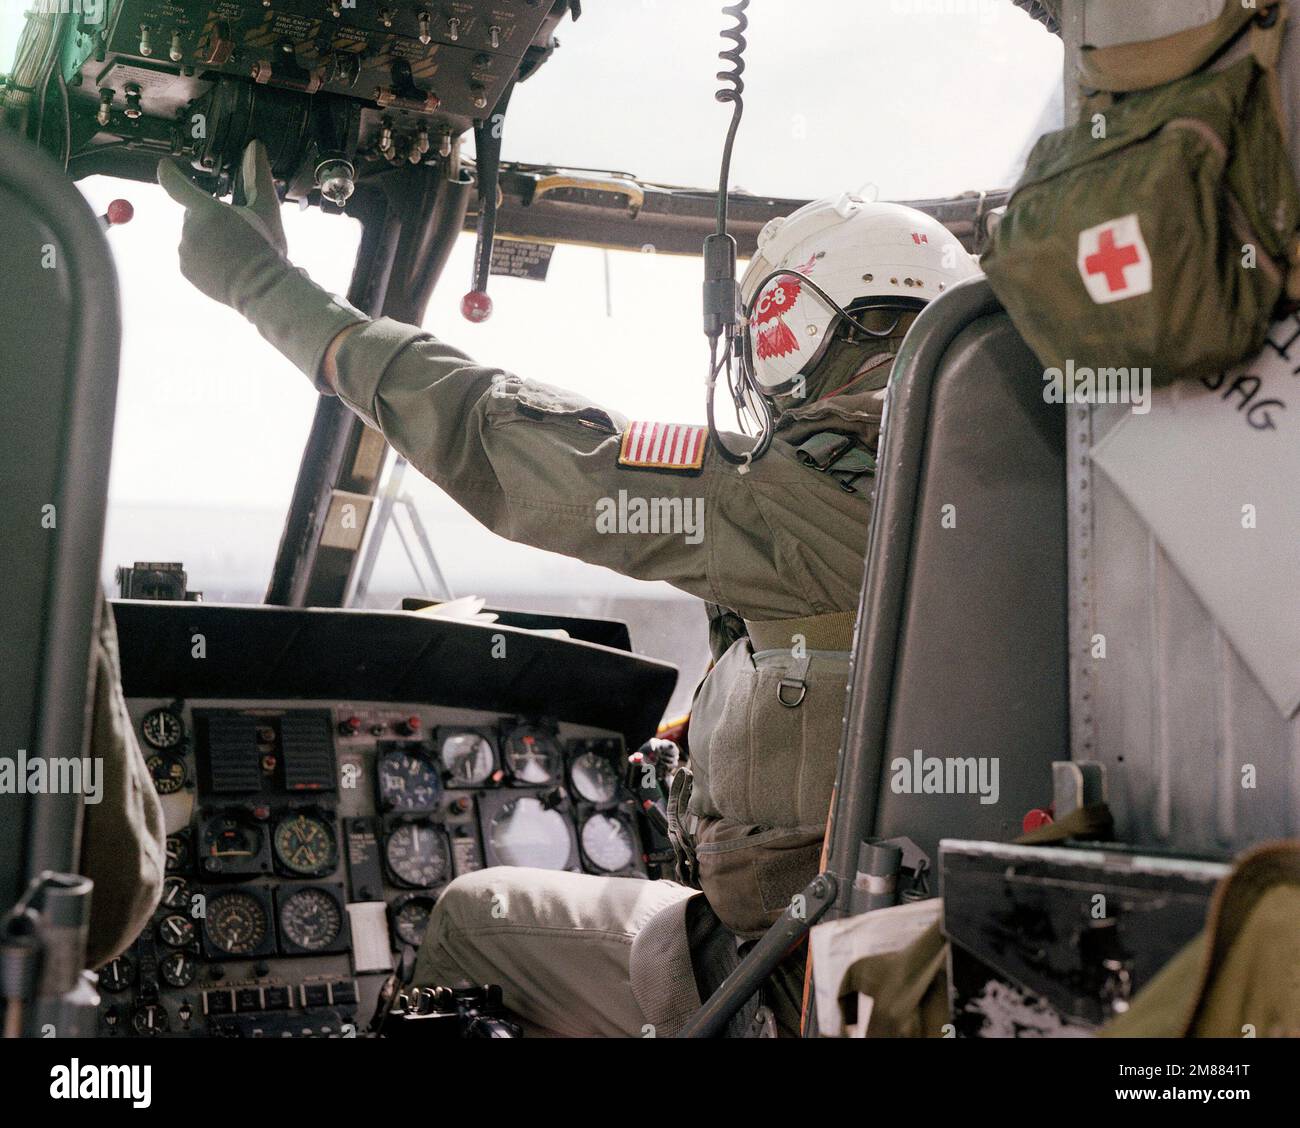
[739,193,983,393]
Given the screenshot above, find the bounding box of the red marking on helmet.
[911,232,928,244]
[751,252,819,361]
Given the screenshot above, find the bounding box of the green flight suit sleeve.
[330,319,873,622]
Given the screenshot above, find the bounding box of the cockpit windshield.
[87,0,1062,722]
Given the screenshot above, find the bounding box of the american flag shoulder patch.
[618,421,707,471]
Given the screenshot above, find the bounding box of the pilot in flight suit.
[158,142,980,1035]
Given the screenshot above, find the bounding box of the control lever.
[377,983,521,1038]
[98,199,134,231]
[461,78,517,322]
[623,740,678,837]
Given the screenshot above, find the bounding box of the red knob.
[461,290,492,322]
[105,199,134,226]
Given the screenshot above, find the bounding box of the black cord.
[704,1,756,467]
[714,1,747,237]
[56,67,70,170]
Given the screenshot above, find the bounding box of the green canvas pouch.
[982,2,1300,387]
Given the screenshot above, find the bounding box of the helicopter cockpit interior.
[2,0,1298,1080]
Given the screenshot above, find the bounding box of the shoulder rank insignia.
[618,421,707,471]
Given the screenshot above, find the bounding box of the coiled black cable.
[705,1,774,467]
[714,1,747,238]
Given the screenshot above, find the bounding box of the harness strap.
[743,610,857,653]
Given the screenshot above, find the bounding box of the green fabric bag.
[982,3,1300,387]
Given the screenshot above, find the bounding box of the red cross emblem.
[1077,215,1152,304]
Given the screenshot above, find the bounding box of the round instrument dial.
[438,732,495,786]
[156,912,196,949]
[273,812,337,877]
[571,750,620,804]
[503,727,562,785]
[165,832,190,874]
[391,893,437,947]
[159,950,196,988]
[279,888,343,952]
[100,955,134,993]
[161,876,191,911]
[146,753,187,795]
[205,891,270,956]
[384,822,450,888]
[377,746,442,810]
[131,1004,169,1036]
[489,796,572,869]
[580,813,637,873]
[141,708,184,750]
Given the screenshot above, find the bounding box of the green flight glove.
[157,140,366,387]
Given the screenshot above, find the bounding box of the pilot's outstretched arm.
[159,144,870,622]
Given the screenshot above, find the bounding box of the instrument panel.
[101,698,645,1037]
[56,0,572,197]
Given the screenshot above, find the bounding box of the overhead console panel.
[56,0,574,195]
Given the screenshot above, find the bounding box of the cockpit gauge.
[159,950,197,989]
[580,813,637,874]
[161,876,191,912]
[487,795,574,870]
[146,753,187,795]
[438,731,496,786]
[198,813,271,877]
[272,812,338,877]
[503,726,562,785]
[165,830,191,874]
[278,887,345,953]
[384,820,451,888]
[377,744,442,811]
[203,890,273,958]
[570,749,621,805]
[141,707,184,750]
[131,1004,169,1036]
[157,912,197,949]
[99,955,134,993]
[389,892,438,948]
